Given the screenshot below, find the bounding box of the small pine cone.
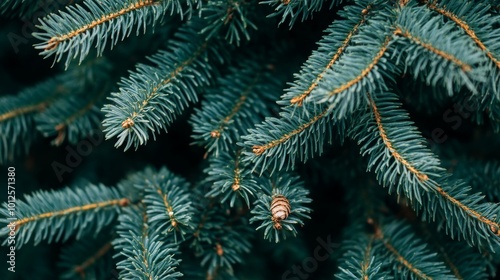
[270,195,291,230]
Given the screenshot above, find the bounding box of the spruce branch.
[451,160,500,203]
[113,206,182,279]
[374,220,455,279]
[0,79,61,164]
[190,56,280,156]
[198,226,252,277]
[201,0,258,45]
[102,21,227,150]
[281,0,380,106]
[33,0,195,67]
[424,0,500,70]
[0,59,112,163]
[261,0,342,27]
[417,221,489,280]
[35,86,108,146]
[335,232,390,280]
[391,4,488,96]
[0,183,129,247]
[141,167,197,242]
[304,11,398,117]
[350,91,500,251]
[241,104,340,174]
[205,148,261,207]
[187,192,252,277]
[58,235,115,279]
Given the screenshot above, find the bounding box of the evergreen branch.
[261,0,343,27]
[380,239,431,279]
[205,148,261,207]
[103,21,227,150]
[0,76,70,164]
[349,90,439,200]
[305,14,398,116]
[433,243,461,279]
[374,220,454,279]
[350,91,500,250]
[250,172,312,242]
[367,92,429,182]
[283,0,377,106]
[450,160,500,202]
[191,57,280,156]
[418,222,489,280]
[14,198,129,230]
[59,232,116,279]
[188,200,252,276]
[141,167,196,241]
[0,184,129,247]
[392,4,488,96]
[394,27,470,71]
[335,232,391,280]
[35,86,108,146]
[433,186,500,236]
[241,103,339,174]
[201,0,258,45]
[331,36,391,97]
[33,0,190,67]
[0,59,111,163]
[0,103,48,122]
[198,225,252,277]
[47,0,157,46]
[73,242,113,277]
[252,107,328,157]
[424,0,500,69]
[113,206,182,279]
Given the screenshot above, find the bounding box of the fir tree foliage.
[450,160,500,203]
[0,183,129,247]
[422,0,500,99]
[391,3,488,96]
[241,104,342,174]
[261,0,342,27]
[0,76,62,164]
[33,0,195,68]
[335,230,392,280]
[201,0,258,45]
[2,0,500,278]
[278,0,386,106]
[375,220,456,279]
[197,223,252,277]
[190,55,281,156]
[303,5,396,113]
[0,59,111,163]
[350,91,500,251]
[204,148,262,207]
[102,20,228,150]
[113,206,183,279]
[58,232,115,279]
[188,190,253,277]
[140,167,197,242]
